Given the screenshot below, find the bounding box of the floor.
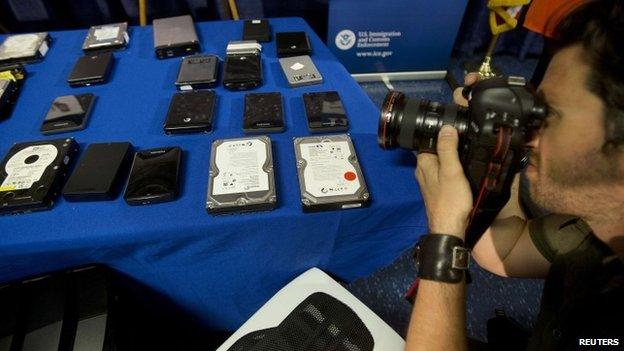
[350,54,545,342]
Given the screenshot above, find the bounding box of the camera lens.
[378,91,468,153]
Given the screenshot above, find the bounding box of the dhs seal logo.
[335,30,356,50]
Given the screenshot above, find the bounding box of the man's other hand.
[416,125,473,238]
[453,72,481,107]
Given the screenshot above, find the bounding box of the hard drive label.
[38,41,49,56]
[300,141,361,198]
[94,27,120,41]
[213,139,269,195]
[1,145,57,191]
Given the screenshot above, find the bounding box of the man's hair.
[555,0,624,153]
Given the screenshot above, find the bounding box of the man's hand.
[452,72,481,107]
[415,125,473,238]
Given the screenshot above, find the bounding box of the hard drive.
[153,15,200,59]
[62,142,133,201]
[303,91,349,132]
[278,55,323,87]
[0,64,26,121]
[206,136,276,215]
[0,32,51,65]
[276,31,311,57]
[40,93,96,135]
[243,92,284,133]
[164,90,216,134]
[67,52,114,87]
[0,138,79,215]
[82,22,129,53]
[175,55,219,90]
[124,147,182,205]
[243,20,271,42]
[293,134,370,212]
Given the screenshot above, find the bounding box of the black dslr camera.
[378,76,547,247]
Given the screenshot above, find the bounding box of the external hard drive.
[175,55,219,90]
[0,64,26,121]
[243,20,271,42]
[62,142,133,201]
[153,15,200,59]
[293,134,370,212]
[124,147,182,205]
[243,92,284,133]
[67,52,114,87]
[278,55,322,87]
[223,41,262,91]
[303,91,349,132]
[164,90,216,134]
[82,22,129,53]
[206,136,276,215]
[40,94,96,135]
[276,31,311,57]
[0,32,51,65]
[0,138,79,215]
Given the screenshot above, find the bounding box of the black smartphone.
[40,94,96,135]
[164,91,216,134]
[63,142,133,201]
[302,91,349,133]
[243,92,284,133]
[123,147,182,205]
[175,55,219,90]
[223,53,262,91]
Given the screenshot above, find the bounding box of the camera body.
[379,76,546,246]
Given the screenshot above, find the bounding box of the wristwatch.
[414,234,471,283]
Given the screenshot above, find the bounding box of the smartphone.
[243,92,284,133]
[303,91,349,132]
[123,147,182,205]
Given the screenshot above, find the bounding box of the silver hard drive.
[206,135,277,215]
[293,134,370,212]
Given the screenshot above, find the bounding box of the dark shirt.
[527,214,624,350]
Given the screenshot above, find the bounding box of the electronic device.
[303,91,349,132]
[0,64,26,121]
[82,22,129,52]
[243,92,284,133]
[223,41,262,91]
[0,138,79,215]
[62,142,133,201]
[378,76,548,247]
[164,90,216,134]
[40,94,96,135]
[276,31,311,57]
[293,134,370,212]
[206,136,276,215]
[278,55,322,87]
[175,55,219,90]
[124,147,182,205]
[153,15,199,59]
[243,20,271,42]
[67,52,114,87]
[0,32,50,65]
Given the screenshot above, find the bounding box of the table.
[0,18,427,331]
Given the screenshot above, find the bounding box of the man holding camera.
[406,1,624,349]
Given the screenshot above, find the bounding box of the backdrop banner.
[327,0,468,74]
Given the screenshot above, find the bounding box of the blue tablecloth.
[0,18,427,330]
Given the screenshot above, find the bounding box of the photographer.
[406,1,624,350]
